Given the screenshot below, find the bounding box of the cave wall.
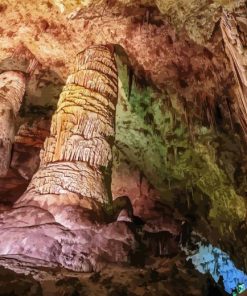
[114,52,247,271]
[189,242,247,294]
[1,46,246,272]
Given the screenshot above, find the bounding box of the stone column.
[0,71,25,177]
[17,45,118,214]
[0,46,137,271]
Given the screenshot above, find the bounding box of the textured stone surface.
[0,40,246,275]
[0,265,42,296]
[114,51,247,272]
[0,0,247,291]
[189,241,247,294]
[18,44,118,209]
[0,45,138,272]
[0,0,237,109]
[0,71,25,176]
[0,255,224,296]
[15,118,51,149]
[0,118,50,204]
[221,7,247,139]
[51,0,242,44]
[11,118,50,180]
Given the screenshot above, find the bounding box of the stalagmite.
[221,9,247,136]
[0,71,25,176]
[17,45,118,209]
[0,45,137,272]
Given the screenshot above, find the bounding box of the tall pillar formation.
[17,45,118,213]
[0,46,136,271]
[0,71,25,176]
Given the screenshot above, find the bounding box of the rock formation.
[0,118,50,205]
[0,71,25,176]
[221,8,247,137]
[17,44,118,213]
[1,1,247,294]
[11,118,51,180]
[0,45,138,272]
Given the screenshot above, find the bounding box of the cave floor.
[0,255,218,296]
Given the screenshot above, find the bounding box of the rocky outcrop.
[221,8,247,138]
[0,71,25,176]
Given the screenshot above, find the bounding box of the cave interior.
[0,1,247,296]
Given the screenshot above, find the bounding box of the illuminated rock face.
[0,45,137,272]
[189,243,247,294]
[0,71,25,177]
[17,45,118,214]
[221,10,247,136]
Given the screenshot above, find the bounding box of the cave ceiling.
[0,0,242,109]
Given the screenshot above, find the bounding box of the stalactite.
[221,8,247,137]
[0,71,25,177]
